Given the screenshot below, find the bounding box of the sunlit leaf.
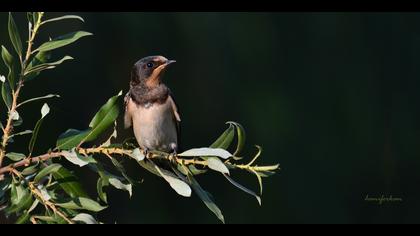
[34,163,62,183]
[41,15,84,25]
[207,157,230,175]
[109,178,132,197]
[154,164,191,197]
[18,94,60,108]
[56,197,107,212]
[34,31,92,53]
[61,149,96,167]
[10,130,32,138]
[179,148,232,159]
[72,213,98,224]
[129,148,145,161]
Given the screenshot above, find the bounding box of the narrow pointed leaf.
[56,197,107,212]
[42,15,84,25]
[207,157,230,175]
[179,148,232,159]
[1,45,15,89]
[5,152,26,161]
[52,167,88,198]
[28,103,50,154]
[210,123,235,149]
[227,121,246,156]
[34,163,62,183]
[109,178,132,197]
[223,174,261,205]
[34,31,92,53]
[72,213,98,224]
[187,172,224,223]
[8,12,22,59]
[154,164,191,197]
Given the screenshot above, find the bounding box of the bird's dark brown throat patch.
[129,83,169,106]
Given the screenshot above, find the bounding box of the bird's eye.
[146,62,154,68]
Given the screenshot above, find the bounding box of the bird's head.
[131,55,176,88]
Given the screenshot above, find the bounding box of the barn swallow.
[124,55,180,154]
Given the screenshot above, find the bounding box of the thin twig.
[10,168,74,224]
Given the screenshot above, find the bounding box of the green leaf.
[1,45,15,89]
[56,91,122,150]
[6,183,33,214]
[186,172,224,223]
[2,81,12,110]
[10,130,32,138]
[56,197,107,212]
[8,12,23,60]
[34,31,92,53]
[24,51,51,81]
[41,15,84,25]
[34,163,62,183]
[154,164,191,197]
[21,163,39,175]
[223,174,261,205]
[56,129,91,150]
[137,160,162,177]
[97,178,108,203]
[18,94,60,108]
[109,178,132,197]
[52,167,88,198]
[226,121,246,156]
[179,148,232,159]
[210,123,234,149]
[28,103,50,155]
[27,199,39,213]
[0,177,11,199]
[16,212,30,224]
[5,152,26,161]
[207,157,230,175]
[129,148,145,161]
[72,213,98,224]
[188,165,207,175]
[24,56,73,75]
[61,149,96,167]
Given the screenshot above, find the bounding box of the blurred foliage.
[0,12,278,224]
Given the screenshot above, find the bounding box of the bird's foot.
[143,148,150,158]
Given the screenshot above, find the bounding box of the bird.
[124,55,180,155]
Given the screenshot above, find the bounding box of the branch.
[0,146,276,176]
[10,168,74,224]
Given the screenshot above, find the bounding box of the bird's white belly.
[131,100,178,152]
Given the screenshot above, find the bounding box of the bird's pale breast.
[127,97,178,152]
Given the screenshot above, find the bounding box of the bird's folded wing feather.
[124,92,133,129]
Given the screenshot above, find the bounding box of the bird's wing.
[124,92,133,129]
[168,90,181,147]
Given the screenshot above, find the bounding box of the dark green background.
[1,12,420,223]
